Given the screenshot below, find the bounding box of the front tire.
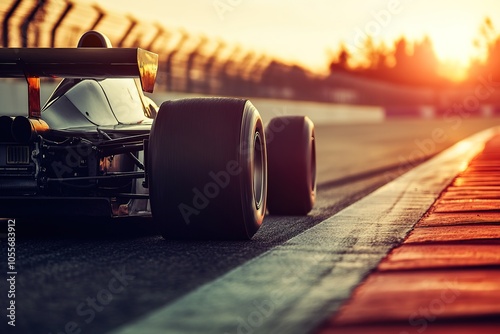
[266,116,316,215]
[148,98,267,240]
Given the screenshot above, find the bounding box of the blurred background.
[2,0,500,117]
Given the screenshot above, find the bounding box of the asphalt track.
[3,114,500,333]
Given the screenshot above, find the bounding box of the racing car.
[0,31,316,239]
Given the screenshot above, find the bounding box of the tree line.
[328,17,500,88]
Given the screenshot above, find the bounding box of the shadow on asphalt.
[1,216,160,239]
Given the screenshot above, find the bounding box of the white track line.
[109,127,499,334]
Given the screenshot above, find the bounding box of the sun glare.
[438,60,469,82]
[430,24,477,81]
[409,5,493,83]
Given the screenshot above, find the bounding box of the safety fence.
[2,0,499,111]
[0,0,277,96]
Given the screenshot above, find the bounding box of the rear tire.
[266,116,316,215]
[148,98,267,240]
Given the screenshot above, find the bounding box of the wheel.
[148,98,267,240]
[265,116,316,215]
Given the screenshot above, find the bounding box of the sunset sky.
[83,0,500,77]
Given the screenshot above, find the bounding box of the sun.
[426,21,478,82]
[433,36,474,82]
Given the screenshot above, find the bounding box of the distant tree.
[360,36,381,70]
[390,37,412,82]
[393,37,410,67]
[477,17,496,54]
[329,44,350,72]
[338,47,349,68]
[370,41,391,78]
[342,35,445,86]
[411,36,440,85]
[469,17,500,80]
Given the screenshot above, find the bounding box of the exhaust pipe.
[11,116,49,143]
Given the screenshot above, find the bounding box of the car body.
[0,31,316,239]
[0,34,158,220]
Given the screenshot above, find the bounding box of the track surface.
[2,117,500,334]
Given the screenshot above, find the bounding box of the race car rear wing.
[0,48,158,118]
